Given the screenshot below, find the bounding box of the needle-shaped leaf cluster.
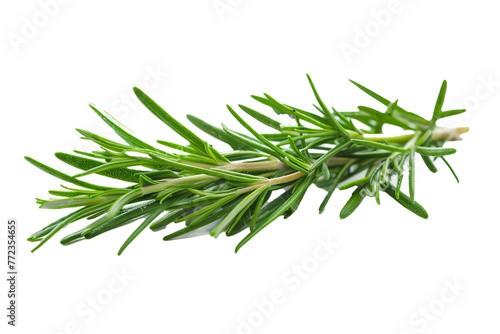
[26,76,468,254]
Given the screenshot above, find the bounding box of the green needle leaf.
[186,114,255,151]
[133,87,206,149]
[29,208,88,242]
[338,176,370,190]
[133,87,228,163]
[284,105,333,129]
[235,173,315,252]
[351,138,406,153]
[430,80,447,128]
[319,161,352,213]
[227,105,310,171]
[421,155,438,173]
[339,185,366,219]
[156,140,199,154]
[357,106,415,131]
[306,74,349,136]
[83,200,162,239]
[76,128,135,152]
[238,104,282,130]
[409,146,416,203]
[31,201,114,252]
[309,139,351,172]
[211,186,268,238]
[440,157,459,183]
[150,209,185,231]
[25,156,112,191]
[118,208,163,255]
[248,187,270,228]
[253,93,292,115]
[73,160,145,178]
[382,186,428,219]
[441,109,466,118]
[55,152,141,182]
[416,146,456,156]
[349,79,430,126]
[89,105,162,152]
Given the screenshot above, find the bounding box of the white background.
[1,0,500,333]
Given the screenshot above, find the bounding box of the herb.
[26,76,468,254]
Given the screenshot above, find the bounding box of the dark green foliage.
[26,76,468,254]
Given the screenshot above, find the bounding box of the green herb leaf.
[339,186,366,219]
[307,74,349,136]
[25,156,112,191]
[27,77,467,253]
[382,186,428,219]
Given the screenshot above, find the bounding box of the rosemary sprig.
[26,76,468,254]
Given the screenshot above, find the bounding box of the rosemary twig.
[26,76,468,254]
